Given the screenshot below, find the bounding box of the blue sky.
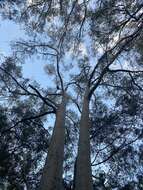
[0,18,57,130]
[0,19,51,88]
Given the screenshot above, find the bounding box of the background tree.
[0,59,51,190]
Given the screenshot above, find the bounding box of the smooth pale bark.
[75,88,93,190]
[39,96,66,190]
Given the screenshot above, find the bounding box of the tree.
[0,0,143,190]
[0,60,51,190]
[0,54,70,190]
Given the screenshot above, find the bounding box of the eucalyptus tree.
[0,53,73,190]
[0,57,76,190]
[73,2,143,189]
[0,0,143,190]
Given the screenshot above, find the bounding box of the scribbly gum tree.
[0,0,143,190]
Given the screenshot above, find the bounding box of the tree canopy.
[0,0,143,189]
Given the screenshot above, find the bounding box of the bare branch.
[56,55,64,92]
[92,133,142,167]
[15,41,59,55]
[0,65,30,94]
[88,23,143,99]
[108,68,143,73]
[1,110,55,135]
[29,84,57,111]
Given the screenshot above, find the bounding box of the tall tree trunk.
[39,96,67,190]
[75,87,93,190]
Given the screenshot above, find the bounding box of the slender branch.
[71,98,82,114]
[107,69,143,91]
[88,23,143,99]
[99,83,132,96]
[56,55,64,92]
[108,68,143,73]
[15,41,59,55]
[91,134,124,165]
[89,20,143,86]
[129,72,143,91]
[92,133,142,166]
[29,84,57,111]
[77,0,87,40]
[1,110,55,135]
[0,65,30,94]
[58,0,78,49]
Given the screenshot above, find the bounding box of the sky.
[1,4,142,184]
[0,17,118,119]
[0,16,81,123]
[0,18,56,130]
[0,18,51,88]
[0,18,79,177]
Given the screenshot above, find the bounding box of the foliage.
[0,0,143,189]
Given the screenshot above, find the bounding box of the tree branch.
[1,110,55,135]
[29,84,57,111]
[92,133,142,167]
